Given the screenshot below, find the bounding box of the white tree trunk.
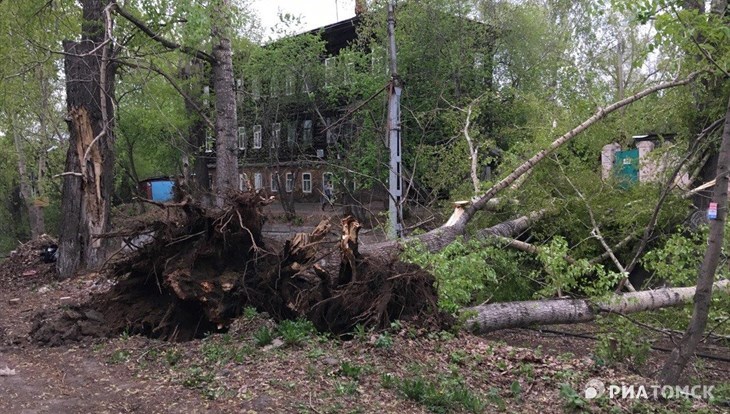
[463,280,729,334]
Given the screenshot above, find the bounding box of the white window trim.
[302,172,312,193]
[237,126,246,150]
[239,173,248,191]
[303,119,313,144]
[271,172,279,192]
[325,57,335,86]
[323,172,333,189]
[285,172,294,193]
[254,172,263,190]
[253,125,262,149]
[205,130,214,153]
[285,74,294,96]
[271,123,281,148]
[287,123,296,146]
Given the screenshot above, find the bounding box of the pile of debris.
[0,234,58,289]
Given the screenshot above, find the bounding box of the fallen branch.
[464,279,729,334]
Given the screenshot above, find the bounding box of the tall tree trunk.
[211,0,238,207]
[657,94,730,384]
[58,0,115,279]
[180,59,210,195]
[11,114,45,238]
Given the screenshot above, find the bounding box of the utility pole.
[386,0,403,239]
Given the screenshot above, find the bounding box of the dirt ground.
[1,231,728,413]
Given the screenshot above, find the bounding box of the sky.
[251,0,356,38]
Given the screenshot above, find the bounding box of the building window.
[316,149,324,158]
[237,126,246,150]
[270,76,278,97]
[285,74,294,96]
[303,120,312,145]
[251,77,261,100]
[236,78,244,103]
[302,173,312,193]
[287,123,296,146]
[323,172,333,189]
[205,130,214,153]
[254,172,263,190]
[271,123,281,148]
[239,173,248,191]
[253,125,262,149]
[271,172,279,192]
[326,117,336,145]
[202,86,210,108]
[325,57,335,86]
[285,172,294,193]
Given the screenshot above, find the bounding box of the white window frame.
[269,76,278,97]
[271,123,281,148]
[239,173,248,191]
[271,172,279,192]
[303,119,312,145]
[323,172,333,190]
[251,77,261,100]
[254,172,263,190]
[202,86,210,108]
[326,117,336,145]
[287,123,296,146]
[285,74,294,96]
[285,172,294,193]
[302,172,312,193]
[237,126,246,150]
[325,57,335,86]
[253,125,262,149]
[205,130,214,153]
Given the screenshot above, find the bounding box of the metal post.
[386,1,403,239]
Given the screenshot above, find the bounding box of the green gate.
[614,149,639,188]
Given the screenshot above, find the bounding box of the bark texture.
[58,0,116,279]
[658,93,730,384]
[211,0,238,206]
[464,280,729,334]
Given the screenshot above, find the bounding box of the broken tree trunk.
[57,0,116,279]
[464,279,729,334]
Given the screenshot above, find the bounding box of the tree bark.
[57,0,115,279]
[658,93,730,385]
[464,280,729,334]
[211,0,238,207]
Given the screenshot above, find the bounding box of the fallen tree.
[463,279,730,334]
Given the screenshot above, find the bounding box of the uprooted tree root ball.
[31,191,448,344]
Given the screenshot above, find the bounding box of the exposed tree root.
[32,191,446,344]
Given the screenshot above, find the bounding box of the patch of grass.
[380,372,396,389]
[277,318,316,346]
[449,350,468,365]
[165,348,182,366]
[374,332,393,349]
[243,306,258,319]
[307,347,326,359]
[182,366,215,388]
[109,349,130,364]
[339,361,363,380]
[201,340,230,365]
[254,326,274,347]
[396,372,485,413]
[334,380,358,396]
[559,383,586,411]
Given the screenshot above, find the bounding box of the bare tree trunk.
[211,0,238,207]
[11,114,45,238]
[180,59,210,194]
[657,93,730,384]
[465,280,729,334]
[57,0,116,279]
